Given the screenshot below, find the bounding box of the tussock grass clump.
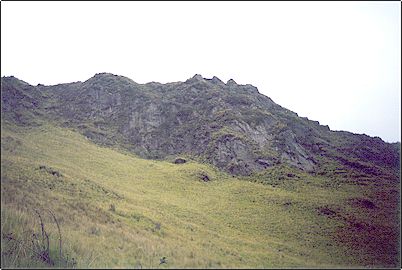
[1,206,76,268]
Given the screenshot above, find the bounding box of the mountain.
[1,73,400,178]
[1,73,400,268]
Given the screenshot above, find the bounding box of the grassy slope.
[1,122,399,268]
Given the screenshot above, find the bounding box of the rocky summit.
[1,73,400,177]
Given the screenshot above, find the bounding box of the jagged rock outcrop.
[1,73,400,177]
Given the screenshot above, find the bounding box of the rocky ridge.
[1,73,400,177]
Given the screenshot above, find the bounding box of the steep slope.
[1,73,399,178]
[1,76,47,125]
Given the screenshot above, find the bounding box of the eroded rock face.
[1,73,400,177]
[209,134,256,175]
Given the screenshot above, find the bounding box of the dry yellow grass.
[1,122,398,268]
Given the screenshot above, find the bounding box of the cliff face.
[1,73,400,177]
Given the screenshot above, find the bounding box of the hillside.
[1,122,399,268]
[1,74,400,268]
[1,73,400,178]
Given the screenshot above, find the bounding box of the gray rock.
[2,74,399,178]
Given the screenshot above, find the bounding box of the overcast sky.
[1,1,400,142]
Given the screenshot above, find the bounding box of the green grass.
[1,122,399,268]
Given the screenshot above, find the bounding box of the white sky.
[1,1,401,142]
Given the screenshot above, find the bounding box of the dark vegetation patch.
[1,136,22,152]
[317,207,337,217]
[283,201,292,206]
[173,158,186,164]
[255,158,271,168]
[199,173,210,182]
[350,198,376,209]
[336,220,399,268]
[282,201,293,210]
[38,165,62,177]
[334,156,384,177]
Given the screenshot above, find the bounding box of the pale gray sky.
[1,1,400,142]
